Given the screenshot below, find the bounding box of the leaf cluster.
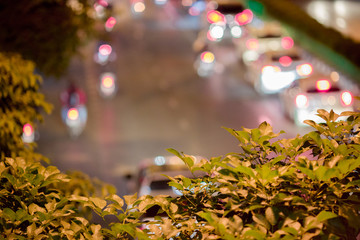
[1,109,360,239]
[132,109,360,239]
[0,53,52,162]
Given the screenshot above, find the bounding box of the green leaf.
[316,211,338,222]
[265,207,277,226]
[243,229,266,239]
[123,193,138,207]
[3,208,16,221]
[111,223,136,238]
[315,166,337,181]
[107,194,124,209]
[234,165,255,178]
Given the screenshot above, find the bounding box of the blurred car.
[205,0,252,41]
[279,72,355,126]
[237,20,294,64]
[137,155,204,197]
[246,48,313,94]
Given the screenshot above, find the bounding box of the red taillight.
[279,56,292,67]
[105,16,116,29]
[23,123,33,137]
[316,79,331,92]
[281,37,294,49]
[246,38,258,50]
[235,9,253,25]
[207,10,225,23]
[341,91,353,106]
[201,51,215,63]
[102,76,114,88]
[296,63,313,76]
[67,108,79,120]
[295,94,308,108]
[99,44,112,55]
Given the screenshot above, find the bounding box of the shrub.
[1,107,360,239]
[130,109,360,239]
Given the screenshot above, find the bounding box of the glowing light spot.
[316,80,331,91]
[207,10,224,23]
[235,9,253,25]
[296,64,313,76]
[330,71,340,82]
[246,38,258,50]
[23,123,33,137]
[295,94,308,108]
[230,25,242,38]
[281,37,294,49]
[341,91,353,106]
[154,156,166,166]
[67,108,79,120]
[133,1,145,13]
[279,56,292,67]
[102,76,114,88]
[105,16,116,30]
[201,51,215,63]
[99,44,112,55]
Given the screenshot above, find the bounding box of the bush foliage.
[0,53,52,162]
[1,109,360,239]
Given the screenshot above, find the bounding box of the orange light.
[281,37,294,49]
[316,79,331,92]
[23,123,33,137]
[67,108,79,120]
[296,63,313,76]
[341,91,353,106]
[102,76,114,88]
[99,44,112,55]
[207,10,224,23]
[279,56,292,67]
[295,94,308,108]
[235,9,253,25]
[201,51,215,63]
[246,38,258,50]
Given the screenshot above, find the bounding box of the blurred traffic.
[36,0,360,196]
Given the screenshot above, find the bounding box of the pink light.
[279,56,292,67]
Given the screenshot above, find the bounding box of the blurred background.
[22,0,360,196]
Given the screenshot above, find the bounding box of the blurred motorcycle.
[60,84,88,139]
[22,123,37,143]
[194,50,216,77]
[62,106,87,139]
[99,72,117,98]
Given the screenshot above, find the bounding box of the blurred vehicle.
[279,72,355,126]
[137,155,204,197]
[94,41,116,65]
[60,84,88,138]
[205,0,252,41]
[99,72,117,98]
[245,48,313,94]
[194,50,216,77]
[22,123,36,143]
[237,20,294,64]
